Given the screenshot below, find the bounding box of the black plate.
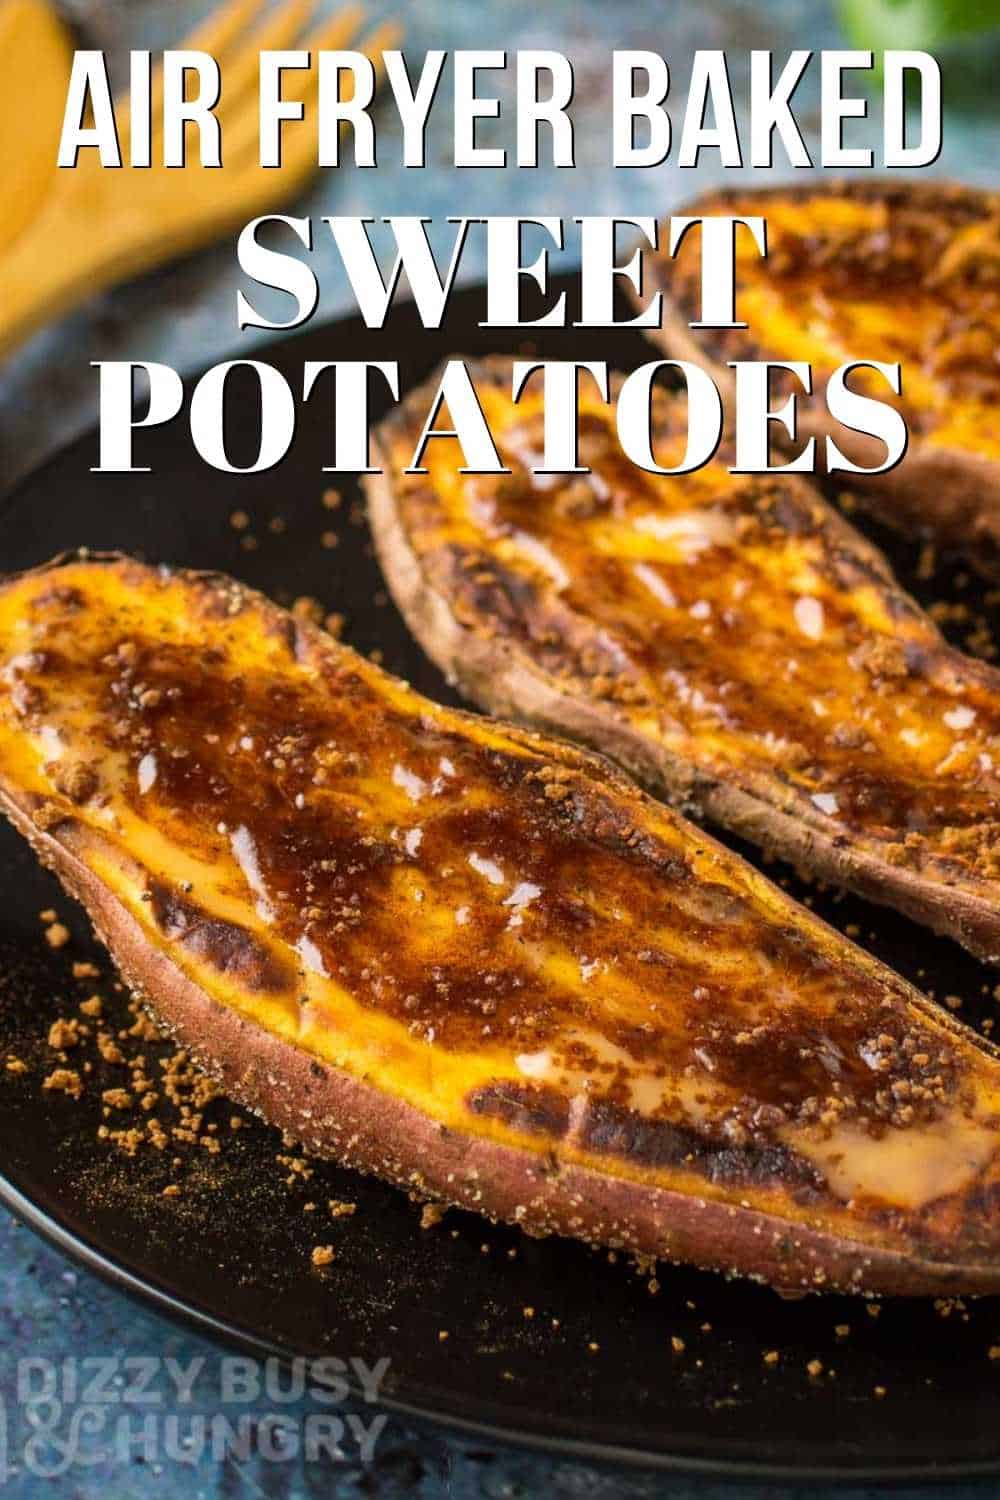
[1,280,999,1480]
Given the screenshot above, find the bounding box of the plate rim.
[5,1172,1000,1485]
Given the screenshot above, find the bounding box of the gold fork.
[0,0,399,360]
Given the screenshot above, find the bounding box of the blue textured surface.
[1,1,999,1493]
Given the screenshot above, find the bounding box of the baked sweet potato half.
[640,180,1000,569]
[2,555,1000,1296]
[368,358,1000,963]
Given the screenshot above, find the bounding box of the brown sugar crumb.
[277,1153,313,1185]
[52,762,98,805]
[328,1199,356,1219]
[32,803,66,833]
[5,1056,28,1076]
[48,1018,82,1051]
[268,515,287,534]
[44,922,71,950]
[97,1033,125,1064]
[324,612,346,639]
[671,1336,686,1354]
[72,962,100,981]
[42,1068,82,1099]
[102,1088,133,1110]
[834,1324,851,1339]
[291,596,325,627]
[989,1345,1000,1361]
[322,487,342,510]
[229,1115,244,1131]
[873,1385,887,1399]
[929,600,971,630]
[71,1046,224,1159]
[848,637,909,680]
[420,1203,445,1230]
[311,1245,335,1267]
[523,1306,535,1320]
[161,1053,220,1113]
[937,823,1000,881]
[127,1010,161,1043]
[99,1125,145,1156]
[39,909,57,923]
[763,1350,780,1365]
[229,509,250,531]
[79,996,103,1018]
[438,1330,449,1342]
[320,531,339,550]
[161,1184,183,1198]
[806,1359,824,1378]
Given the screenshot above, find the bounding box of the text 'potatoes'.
[93,358,907,479]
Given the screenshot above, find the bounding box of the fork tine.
[339,19,401,87]
[126,0,267,142]
[221,3,374,167]
[225,15,400,177]
[216,0,316,125]
[301,3,373,55]
[179,0,267,57]
[240,0,317,57]
[293,13,401,105]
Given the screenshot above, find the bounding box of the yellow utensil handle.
[0,222,112,362]
[0,198,211,363]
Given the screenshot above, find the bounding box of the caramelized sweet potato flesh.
[2,557,1000,1293]
[371,360,1000,962]
[662,181,999,461]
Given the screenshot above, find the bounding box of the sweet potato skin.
[640,180,1000,571]
[367,359,1000,965]
[4,556,1000,1297]
[3,784,999,1299]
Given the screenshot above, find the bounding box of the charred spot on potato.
[51,762,99,806]
[579,1098,824,1198]
[149,882,294,995]
[467,1083,571,1138]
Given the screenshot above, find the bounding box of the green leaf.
[838,0,1000,51]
